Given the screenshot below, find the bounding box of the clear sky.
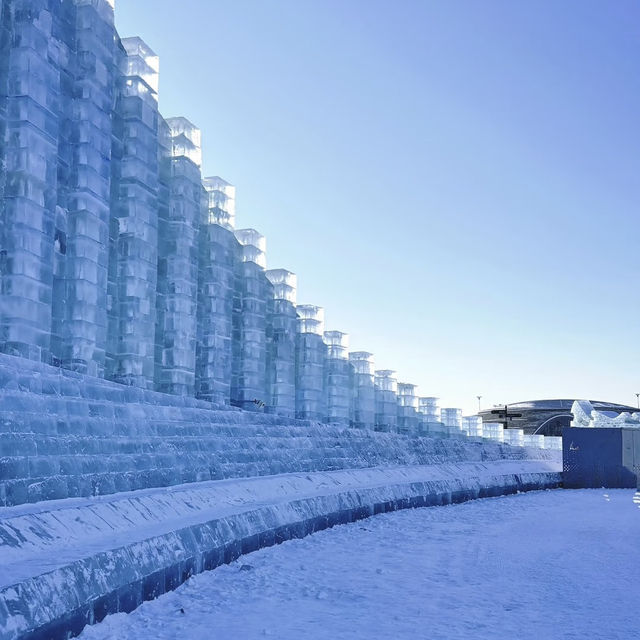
[116,0,640,415]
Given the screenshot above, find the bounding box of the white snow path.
[78,489,640,640]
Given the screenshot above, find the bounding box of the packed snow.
[79,489,639,640]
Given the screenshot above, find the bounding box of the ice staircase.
[0,352,555,508]
[0,352,562,639]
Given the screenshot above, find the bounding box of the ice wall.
[196,177,239,404]
[397,383,419,435]
[324,331,351,425]
[106,37,159,388]
[232,229,271,409]
[265,269,297,417]
[154,117,202,395]
[295,305,326,420]
[349,351,375,429]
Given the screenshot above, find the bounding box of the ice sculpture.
[154,117,202,395]
[295,304,327,421]
[397,383,419,435]
[106,37,160,388]
[570,400,640,429]
[349,352,375,429]
[265,269,297,417]
[374,370,398,432]
[323,331,351,425]
[196,177,239,404]
[232,229,271,410]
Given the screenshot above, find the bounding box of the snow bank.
[0,460,560,640]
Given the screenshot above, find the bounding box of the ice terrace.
[0,351,561,640]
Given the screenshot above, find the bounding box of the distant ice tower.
[232,229,270,409]
[323,331,351,425]
[196,176,239,404]
[154,117,202,395]
[397,383,419,435]
[265,269,297,417]
[295,305,326,421]
[106,37,160,388]
[349,352,375,429]
[375,370,398,432]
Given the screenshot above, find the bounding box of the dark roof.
[502,399,636,412]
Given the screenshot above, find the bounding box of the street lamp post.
[477,395,482,413]
[636,393,639,409]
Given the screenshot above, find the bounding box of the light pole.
[636,393,639,409]
[477,395,482,413]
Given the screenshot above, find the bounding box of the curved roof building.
[478,399,637,437]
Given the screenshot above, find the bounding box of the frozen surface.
[78,489,640,640]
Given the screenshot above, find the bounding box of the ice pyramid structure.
[349,351,375,429]
[295,305,327,420]
[374,370,398,432]
[324,331,352,425]
[265,269,297,417]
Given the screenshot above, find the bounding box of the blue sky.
[116,0,640,414]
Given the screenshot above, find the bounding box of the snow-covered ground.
[79,489,640,640]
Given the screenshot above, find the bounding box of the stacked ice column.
[106,37,159,388]
[295,304,327,421]
[418,397,444,436]
[196,177,239,404]
[154,117,202,395]
[397,383,419,435]
[349,352,375,429]
[323,331,351,425]
[374,370,398,432]
[441,408,464,438]
[265,268,297,417]
[51,0,116,377]
[0,1,9,204]
[482,422,504,443]
[0,0,66,362]
[232,228,271,410]
[461,415,483,441]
